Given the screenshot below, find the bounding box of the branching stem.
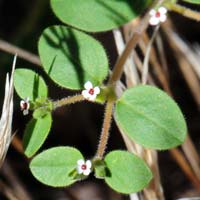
[53,94,84,109]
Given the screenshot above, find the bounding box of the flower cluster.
[149,7,167,26]
[82,81,100,101]
[76,159,92,176]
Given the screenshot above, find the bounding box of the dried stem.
[96,99,114,159]
[167,3,200,21]
[2,161,32,200]
[108,15,150,85]
[0,180,19,200]
[142,25,160,85]
[0,39,41,66]
[53,94,85,109]
[170,148,200,191]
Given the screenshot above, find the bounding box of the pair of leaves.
[14,69,52,157]
[30,147,152,194]
[50,0,152,32]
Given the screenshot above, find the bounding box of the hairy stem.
[96,99,114,159]
[53,94,84,109]
[167,3,200,21]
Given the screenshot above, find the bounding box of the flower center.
[89,88,94,95]
[21,102,28,110]
[81,164,87,170]
[155,11,160,18]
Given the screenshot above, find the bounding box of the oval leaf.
[182,0,200,4]
[30,147,83,187]
[14,69,48,101]
[50,0,152,32]
[38,25,108,89]
[115,85,187,150]
[23,113,52,157]
[104,150,152,194]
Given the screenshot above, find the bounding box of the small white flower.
[82,81,100,101]
[149,6,167,26]
[20,97,30,115]
[76,159,92,176]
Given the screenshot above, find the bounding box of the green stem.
[53,94,84,109]
[96,99,114,159]
[166,3,200,21]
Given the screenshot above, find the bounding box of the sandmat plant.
[11,0,200,195]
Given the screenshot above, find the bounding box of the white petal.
[159,7,167,14]
[94,87,100,95]
[159,14,167,22]
[88,94,97,101]
[84,81,93,90]
[83,168,91,176]
[82,90,90,99]
[86,160,92,169]
[149,17,160,26]
[23,109,29,115]
[27,102,30,110]
[149,9,156,16]
[77,159,85,166]
[77,166,83,174]
[20,100,25,108]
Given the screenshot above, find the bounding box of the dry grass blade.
[113,24,165,200]
[0,55,16,167]
[142,25,160,85]
[113,29,140,86]
[163,22,200,106]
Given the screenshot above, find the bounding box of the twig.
[109,13,150,85]
[0,180,20,200]
[1,161,32,200]
[11,135,23,155]
[170,148,200,191]
[113,29,140,86]
[0,39,41,66]
[163,21,200,106]
[167,3,200,21]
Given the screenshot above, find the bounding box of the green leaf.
[30,147,83,187]
[23,113,52,157]
[50,0,152,32]
[104,150,152,194]
[14,69,48,101]
[181,0,200,4]
[115,85,187,150]
[38,25,108,90]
